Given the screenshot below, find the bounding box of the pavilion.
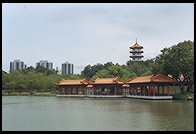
[55,74,177,99]
[56,78,89,97]
[125,74,177,99]
[87,77,125,98]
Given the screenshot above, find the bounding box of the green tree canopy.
[152,40,194,93]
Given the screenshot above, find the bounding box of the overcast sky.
[2,3,194,74]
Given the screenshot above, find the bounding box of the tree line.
[2,66,81,93]
[2,40,194,94]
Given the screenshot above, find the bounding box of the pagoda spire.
[129,40,144,61]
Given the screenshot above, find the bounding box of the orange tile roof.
[126,75,153,83]
[151,74,177,83]
[126,74,176,84]
[92,77,124,85]
[56,78,89,86]
[130,43,143,49]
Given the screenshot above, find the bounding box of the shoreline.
[2,92,56,97]
[2,92,194,101]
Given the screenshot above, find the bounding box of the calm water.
[2,96,194,131]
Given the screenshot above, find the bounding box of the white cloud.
[2,3,194,74]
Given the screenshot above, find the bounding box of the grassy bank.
[2,92,56,97]
[172,93,194,101]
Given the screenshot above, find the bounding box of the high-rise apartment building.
[62,62,74,75]
[10,59,26,72]
[36,60,53,70]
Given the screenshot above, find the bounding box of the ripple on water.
[2,96,194,131]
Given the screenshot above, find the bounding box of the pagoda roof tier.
[91,77,124,85]
[125,74,177,84]
[129,50,144,53]
[130,43,143,49]
[129,55,144,58]
[56,78,89,86]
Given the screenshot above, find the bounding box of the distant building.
[36,60,53,70]
[10,59,26,72]
[62,62,74,75]
[129,40,144,61]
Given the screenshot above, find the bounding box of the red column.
[76,87,78,95]
[140,86,142,96]
[82,88,84,95]
[148,86,150,96]
[107,87,109,95]
[64,88,67,94]
[71,87,72,94]
[158,86,160,95]
[162,86,164,96]
[95,88,97,95]
[114,87,117,95]
[94,88,96,95]
[153,86,155,96]
[167,85,170,96]
[143,86,146,96]
[133,87,135,95]
[67,88,69,95]
[132,87,134,95]
[99,87,102,95]
[92,88,94,95]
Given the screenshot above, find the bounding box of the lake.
[2,96,194,131]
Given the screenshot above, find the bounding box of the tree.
[127,59,154,76]
[91,64,136,81]
[104,62,114,68]
[92,69,111,79]
[3,70,20,93]
[81,65,93,79]
[35,66,48,73]
[2,70,7,90]
[81,63,104,80]
[22,66,34,75]
[152,40,194,93]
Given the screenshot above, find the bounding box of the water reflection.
[2,96,194,131]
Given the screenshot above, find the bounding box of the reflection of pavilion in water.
[56,74,177,100]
